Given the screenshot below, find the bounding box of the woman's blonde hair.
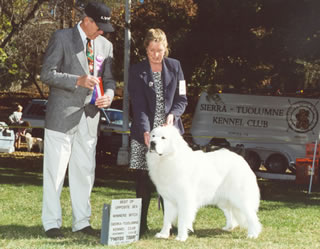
[143,28,169,57]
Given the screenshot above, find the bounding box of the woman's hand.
[164,114,174,126]
[144,131,150,147]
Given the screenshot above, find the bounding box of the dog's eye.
[161,136,165,139]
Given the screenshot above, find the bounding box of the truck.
[190,92,320,179]
[22,99,130,161]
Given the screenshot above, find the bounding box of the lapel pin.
[96,55,103,62]
[149,81,153,87]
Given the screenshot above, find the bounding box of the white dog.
[146,126,262,241]
[25,133,43,153]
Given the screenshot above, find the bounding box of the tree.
[0,0,55,94]
[108,0,197,83]
[1,0,320,101]
[177,0,320,96]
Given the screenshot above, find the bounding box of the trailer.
[190,92,320,179]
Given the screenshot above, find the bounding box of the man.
[40,1,116,238]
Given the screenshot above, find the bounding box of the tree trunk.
[29,74,45,99]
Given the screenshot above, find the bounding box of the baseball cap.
[84,2,114,33]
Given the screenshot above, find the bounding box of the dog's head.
[148,125,187,156]
[25,133,32,139]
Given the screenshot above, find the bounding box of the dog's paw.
[247,229,260,239]
[247,230,261,239]
[247,233,259,239]
[247,223,262,239]
[155,232,170,239]
[222,224,237,231]
[175,235,188,242]
[222,226,231,231]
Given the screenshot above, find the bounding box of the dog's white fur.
[25,132,43,153]
[146,126,262,241]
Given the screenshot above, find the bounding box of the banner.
[191,92,320,146]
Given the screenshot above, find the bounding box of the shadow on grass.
[259,179,320,208]
[193,228,229,238]
[142,228,230,240]
[0,167,43,186]
[0,166,136,192]
[0,152,43,186]
[0,152,136,190]
[0,225,46,240]
[0,225,102,246]
[2,152,320,208]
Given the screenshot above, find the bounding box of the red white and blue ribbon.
[90,54,104,104]
[90,77,104,104]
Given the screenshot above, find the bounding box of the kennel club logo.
[286,101,319,133]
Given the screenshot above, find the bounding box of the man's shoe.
[77,226,99,237]
[45,228,64,239]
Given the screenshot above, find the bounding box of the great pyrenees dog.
[146,126,262,242]
[25,132,43,153]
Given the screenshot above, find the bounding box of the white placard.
[179,80,186,95]
[100,198,142,246]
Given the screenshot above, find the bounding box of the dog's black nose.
[150,141,156,150]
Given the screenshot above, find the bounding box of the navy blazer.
[128,57,188,144]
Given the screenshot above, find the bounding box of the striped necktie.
[86,38,94,75]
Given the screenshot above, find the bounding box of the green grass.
[1,152,320,249]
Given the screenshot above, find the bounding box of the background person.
[40,1,116,238]
[8,104,23,125]
[128,28,188,236]
[8,104,24,149]
[15,121,32,150]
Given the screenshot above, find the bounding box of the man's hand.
[76,75,99,90]
[95,95,111,108]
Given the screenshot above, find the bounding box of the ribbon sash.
[90,77,104,104]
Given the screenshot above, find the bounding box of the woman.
[128,28,188,235]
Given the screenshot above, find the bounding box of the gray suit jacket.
[40,25,116,135]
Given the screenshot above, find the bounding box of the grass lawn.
[0,151,320,249]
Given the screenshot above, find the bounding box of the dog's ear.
[169,126,188,152]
